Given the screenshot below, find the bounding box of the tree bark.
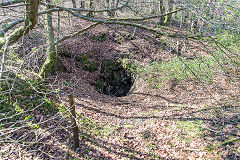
[106,0,115,17]
[80,1,85,8]
[68,94,79,149]
[0,0,40,49]
[39,0,56,78]
[159,0,165,25]
[87,0,94,17]
[164,0,174,24]
[72,0,77,8]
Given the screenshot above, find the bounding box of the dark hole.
[93,59,134,97]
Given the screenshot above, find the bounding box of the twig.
[0,39,9,78]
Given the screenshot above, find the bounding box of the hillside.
[0,0,239,159]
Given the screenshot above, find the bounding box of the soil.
[43,18,239,159]
[3,16,240,159]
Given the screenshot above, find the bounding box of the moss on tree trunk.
[39,0,56,78]
[0,0,40,49]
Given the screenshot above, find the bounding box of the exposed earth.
[3,18,240,159]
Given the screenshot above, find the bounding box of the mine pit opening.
[93,59,134,97]
[59,47,134,97]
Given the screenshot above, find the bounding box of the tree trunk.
[87,0,94,17]
[164,0,174,24]
[106,0,115,17]
[0,0,40,49]
[72,0,77,8]
[68,94,79,149]
[80,1,85,8]
[171,0,177,21]
[210,0,216,19]
[39,0,56,78]
[159,0,165,25]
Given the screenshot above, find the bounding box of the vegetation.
[0,0,239,159]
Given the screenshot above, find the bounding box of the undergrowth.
[0,72,57,129]
[120,56,217,88]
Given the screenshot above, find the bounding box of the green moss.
[82,65,87,71]
[75,55,82,61]
[102,60,117,73]
[0,72,57,123]
[63,50,71,58]
[154,34,162,38]
[96,80,104,92]
[159,38,167,46]
[75,53,99,72]
[39,51,55,78]
[97,33,106,42]
[237,124,240,130]
[88,62,98,72]
[8,26,25,44]
[90,33,106,42]
[80,53,90,64]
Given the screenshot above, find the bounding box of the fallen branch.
[218,137,240,147]
[0,0,25,7]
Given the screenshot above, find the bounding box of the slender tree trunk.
[55,9,61,72]
[72,0,77,8]
[106,0,115,17]
[164,0,174,24]
[171,0,176,22]
[2,0,7,30]
[39,0,56,78]
[159,0,165,25]
[0,40,9,78]
[80,1,85,8]
[210,0,216,19]
[87,0,94,17]
[68,94,79,149]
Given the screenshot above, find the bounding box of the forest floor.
[2,17,240,160]
[46,18,239,159]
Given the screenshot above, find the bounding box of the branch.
[0,3,26,8]
[0,0,25,6]
[68,9,201,39]
[42,3,202,40]
[0,0,40,49]
[0,8,60,39]
[40,0,129,13]
[52,22,100,46]
[0,18,24,37]
[109,8,183,21]
[218,137,240,147]
[0,40,10,78]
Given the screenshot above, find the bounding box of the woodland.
[0,0,239,159]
